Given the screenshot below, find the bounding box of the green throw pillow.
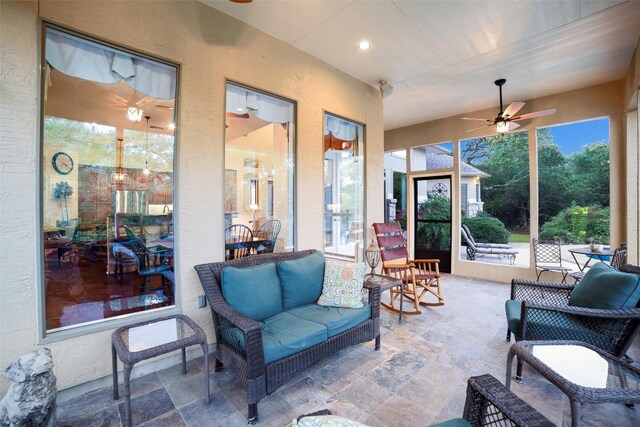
[277,251,326,309]
[317,260,366,309]
[221,263,282,321]
[568,262,640,309]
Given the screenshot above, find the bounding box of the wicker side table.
[111,314,210,427]
[364,273,403,324]
[506,340,640,427]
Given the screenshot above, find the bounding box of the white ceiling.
[201,0,640,130]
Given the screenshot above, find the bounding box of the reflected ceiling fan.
[462,79,556,135]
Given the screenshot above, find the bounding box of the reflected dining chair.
[253,219,281,254]
[373,222,444,316]
[112,238,172,294]
[532,238,571,283]
[225,224,254,260]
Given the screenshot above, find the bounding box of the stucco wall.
[624,35,640,265]
[385,81,624,284]
[0,0,383,393]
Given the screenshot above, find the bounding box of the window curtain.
[323,115,358,141]
[45,28,176,100]
[226,84,292,124]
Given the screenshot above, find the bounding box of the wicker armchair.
[460,374,554,427]
[194,250,380,424]
[505,264,640,380]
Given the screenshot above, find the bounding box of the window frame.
[37,22,182,342]
[322,111,367,262]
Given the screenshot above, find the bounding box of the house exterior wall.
[385,81,625,284]
[0,0,383,394]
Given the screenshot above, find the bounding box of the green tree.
[463,132,530,229]
[537,135,571,226]
[567,143,609,208]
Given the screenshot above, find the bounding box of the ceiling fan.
[462,79,556,135]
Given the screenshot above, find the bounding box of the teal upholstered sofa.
[505,262,640,380]
[195,250,380,424]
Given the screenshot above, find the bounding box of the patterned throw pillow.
[294,415,369,427]
[317,260,366,309]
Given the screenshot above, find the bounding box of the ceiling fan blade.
[461,117,492,122]
[507,121,521,131]
[503,102,525,118]
[512,108,557,121]
[465,124,492,132]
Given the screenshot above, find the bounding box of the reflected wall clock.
[52,152,74,175]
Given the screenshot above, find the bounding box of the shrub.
[463,216,510,244]
[539,204,609,244]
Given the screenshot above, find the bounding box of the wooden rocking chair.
[373,222,444,316]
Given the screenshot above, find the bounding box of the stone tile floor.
[55,274,640,426]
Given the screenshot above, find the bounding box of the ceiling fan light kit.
[462,78,556,135]
[126,107,143,122]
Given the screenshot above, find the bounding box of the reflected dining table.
[225,237,268,260]
[568,246,615,272]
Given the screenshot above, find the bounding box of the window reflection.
[323,113,365,262]
[224,83,295,259]
[42,26,177,331]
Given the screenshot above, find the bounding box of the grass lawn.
[508,232,530,243]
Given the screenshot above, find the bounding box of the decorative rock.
[0,348,57,427]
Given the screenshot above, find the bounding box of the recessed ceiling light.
[358,41,371,50]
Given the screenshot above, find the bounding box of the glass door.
[323,113,364,261]
[414,176,452,272]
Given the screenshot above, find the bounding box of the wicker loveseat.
[194,250,380,424]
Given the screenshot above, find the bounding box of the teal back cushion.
[221,263,282,321]
[277,251,325,309]
[569,262,640,309]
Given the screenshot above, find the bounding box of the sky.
[543,117,609,156]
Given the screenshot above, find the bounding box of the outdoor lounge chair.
[462,224,513,249]
[461,227,518,265]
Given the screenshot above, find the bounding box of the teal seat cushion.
[428,419,472,427]
[287,304,371,337]
[260,311,328,363]
[277,251,326,309]
[221,263,282,321]
[569,262,640,309]
[505,299,522,333]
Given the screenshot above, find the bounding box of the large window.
[41,26,178,332]
[384,150,407,231]
[537,118,610,270]
[224,83,295,259]
[459,131,530,267]
[323,113,365,261]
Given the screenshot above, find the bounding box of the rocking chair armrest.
[410,258,440,264]
[383,263,414,270]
